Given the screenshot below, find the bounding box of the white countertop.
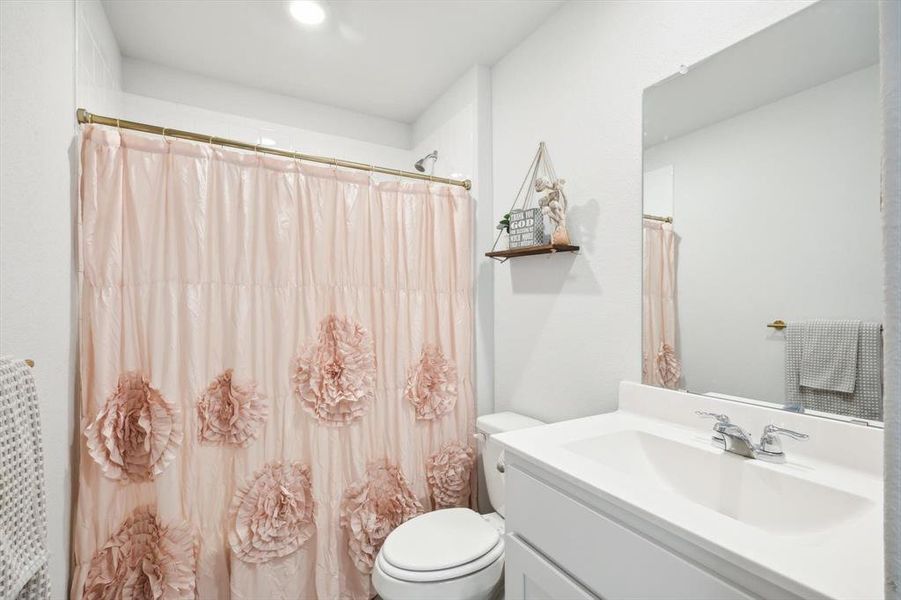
[495,383,884,600]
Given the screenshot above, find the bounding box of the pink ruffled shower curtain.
[71,125,475,599]
[642,219,681,389]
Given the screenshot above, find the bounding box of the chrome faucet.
[696,411,808,462]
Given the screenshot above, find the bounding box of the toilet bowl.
[372,509,505,600]
[372,412,544,600]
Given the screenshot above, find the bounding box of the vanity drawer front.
[506,466,754,600]
[506,534,598,600]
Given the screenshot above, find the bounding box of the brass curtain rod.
[76,109,471,190]
[643,214,673,223]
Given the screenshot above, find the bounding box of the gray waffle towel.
[0,356,50,600]
[785,321,883,420]
[799,319,860,393]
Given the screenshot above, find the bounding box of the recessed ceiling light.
[289,1,326,26]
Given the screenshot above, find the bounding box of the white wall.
[114,91,413,172]
[644,65,881,405]
[490,0,814,423]
[412,67,481,171]
[76,0,121,115]
[0,1,77,595]
[411,68,478,180]
[472,67,495,420]
[121,58,411,149]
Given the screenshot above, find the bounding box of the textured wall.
[880,0,900,595]
[490,0,813,422]
[76,0,121,115]
[0,1,77,595]
[121,58,412,149]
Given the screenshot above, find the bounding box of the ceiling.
[102,0,563,123]
[643,0,879,148]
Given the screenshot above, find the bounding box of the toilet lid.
[376,536,504,584]
[381,508,500,572]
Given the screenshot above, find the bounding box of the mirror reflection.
[641,0,883,422]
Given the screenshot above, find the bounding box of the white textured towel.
[799,319,860,393]
[0,357,50,600]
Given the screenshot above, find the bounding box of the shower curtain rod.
[643,213,673,223]
[76,109,472,190]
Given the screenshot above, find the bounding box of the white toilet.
[372,412,544,600]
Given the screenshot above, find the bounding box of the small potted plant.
[496,213,511,247]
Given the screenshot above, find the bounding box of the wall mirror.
[641,0,883,424]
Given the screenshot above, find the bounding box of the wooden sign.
[507,208,546,248]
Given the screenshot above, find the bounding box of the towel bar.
[766,319,882,331]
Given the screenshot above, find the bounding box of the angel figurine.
[535,176,570,245]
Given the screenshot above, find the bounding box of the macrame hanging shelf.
[486,142,579,262]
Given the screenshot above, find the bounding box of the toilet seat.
[377,508,504,583]
[377,537,504,583]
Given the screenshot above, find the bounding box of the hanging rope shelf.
[486,142,579,262]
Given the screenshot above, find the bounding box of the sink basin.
[564,430,872,534]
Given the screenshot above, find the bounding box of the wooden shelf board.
[485,243,580,259]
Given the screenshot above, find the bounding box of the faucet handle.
[762,424,808,441]
[696,411,730,444]
[695,411,730,424]
[758,424,809,458]
[695,410,732,434]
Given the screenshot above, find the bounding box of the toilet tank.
[476,412,544,518]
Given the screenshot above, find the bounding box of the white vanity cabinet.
[505,534,596,600]
[504,463,759,600]
[496,383,883,600]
